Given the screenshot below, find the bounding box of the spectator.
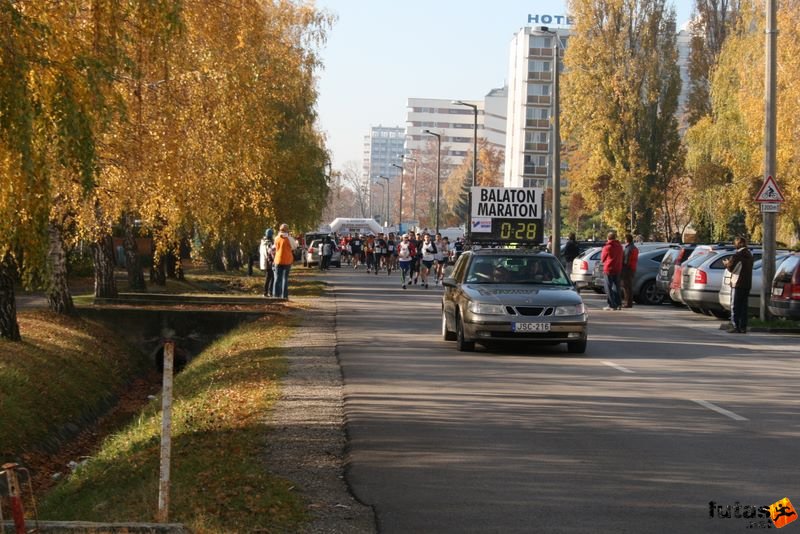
[563,232,580,267]
[273,223,295,299]
[621,233,640,308]
[259,228,275,297]
[320,236,333,271]
[601,231,623,310]
[723,236,754,333]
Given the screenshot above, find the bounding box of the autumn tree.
[562,0,683,238]
[684,0,800,244]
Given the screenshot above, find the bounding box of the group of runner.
[341,231,453,289]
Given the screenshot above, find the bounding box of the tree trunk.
[0,252,21,341]
[165,249,177,278]
[123,212,146,292]
[46,221,76,315]
[91,234,118,298]
[152,254,167,286]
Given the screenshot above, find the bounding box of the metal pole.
[413,161,418,225]
[761,0,778,321]
[552,31,562,259]
[157,341,175,522]
[392,163,404,233]
[435,136,441,234]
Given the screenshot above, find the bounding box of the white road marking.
[691,399,748,421]
[602,361,635,374]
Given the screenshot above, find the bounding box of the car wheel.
[710,308,730,319]
[592,287,604,294]
[455,312,474,352]
[638,280,664,305]
[567,339,587,354]
[442,308,456,341]
[688,306,704,314]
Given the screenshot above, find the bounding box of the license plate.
[512,322,551,333]
[773,286,784,296]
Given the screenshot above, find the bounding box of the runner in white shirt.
[435,235,450,285]
[419,233,437,289]
[397,234,416,289]
[433,233,446,285]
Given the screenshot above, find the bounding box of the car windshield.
[465,256,571,286]
[685,250,718,268]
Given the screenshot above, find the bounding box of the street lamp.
[452,101,478,186]
[391,163,404,233]
[400,155,418,228]
[539,26,562,259]
[424,129,442,233]
[373,181,385,224]
[378,175,390,227]
[453,100,479,242]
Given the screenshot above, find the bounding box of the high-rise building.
[504,27,570,189]
[362,125,405,182]
[404,98,486,175]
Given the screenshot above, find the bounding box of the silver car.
[571,247,604,292]
[681,249,763,317]
[718,254,791,315]
[305,239,342,268]
[590,247,671,305]
[442,249,588,353]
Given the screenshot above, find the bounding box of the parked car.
[590,247,671,305]
[718,254,792,315]
[768,253,800,319]
[571,247,604,292]
[442,248,588,353]
[656,244,699,301]
[668,245,731,306]
[305,239,341,268]
[681,249,764,318]
[560,240,600,266]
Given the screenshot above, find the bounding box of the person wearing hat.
[259,228,276,296]
[273,223,295,299]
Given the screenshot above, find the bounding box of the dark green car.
[442,248,588,353]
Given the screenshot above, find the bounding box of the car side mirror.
[442,277,457,288]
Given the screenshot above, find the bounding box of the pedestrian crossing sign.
[754,176,785,202]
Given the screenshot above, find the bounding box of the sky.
[313,0,695,170]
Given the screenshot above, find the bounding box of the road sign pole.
[761,0,778,321]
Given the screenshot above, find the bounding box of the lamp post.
[539,27,562,259]
[378,175,390,227]
[391,163,404,233]
[424,130,442,233]
[400,155,418,228]
[373,181,385,224]
[453,100,479,241]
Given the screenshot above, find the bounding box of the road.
[326,265,799,533]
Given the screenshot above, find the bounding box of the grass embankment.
[749,317,800,329]
[36,313,308,533]
[3,267,328,532]
[0,311,151,458]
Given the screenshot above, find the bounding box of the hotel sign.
[527,14,574,26]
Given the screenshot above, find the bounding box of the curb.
[1,521,189,533]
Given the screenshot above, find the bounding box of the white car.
[718,254,791,315]
[571,247,604,291]
[305,239,341,268]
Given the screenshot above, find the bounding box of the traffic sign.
[755,176,785,202]
[760,202,781,213]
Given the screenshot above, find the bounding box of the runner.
[397,234,416,289]
[364,234,375,273]
[409,231,421,285]
[419,232,437,289]
[386,233,397,275]
[374,233,387,275]
[350,233,363,270]
[433,233,446,285]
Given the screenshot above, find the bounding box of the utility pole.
[761,0,777,321]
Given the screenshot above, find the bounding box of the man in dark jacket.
[600,231,624,310]
[563,232,580,268]
[723,236,754,333]
[621,233,640,308]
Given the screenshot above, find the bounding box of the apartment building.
[362,125,405,182]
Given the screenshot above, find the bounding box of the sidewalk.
[262,289,376,533]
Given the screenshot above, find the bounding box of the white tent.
[329,217,383,235]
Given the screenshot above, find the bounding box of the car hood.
[462,284,582,306]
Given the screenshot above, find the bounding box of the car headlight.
[554,303,586,316]
[468,302,506,315]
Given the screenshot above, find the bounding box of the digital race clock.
[473,218,544,244]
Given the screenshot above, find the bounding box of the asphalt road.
[328,265,800,533]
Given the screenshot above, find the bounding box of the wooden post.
[157,341,174,522]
